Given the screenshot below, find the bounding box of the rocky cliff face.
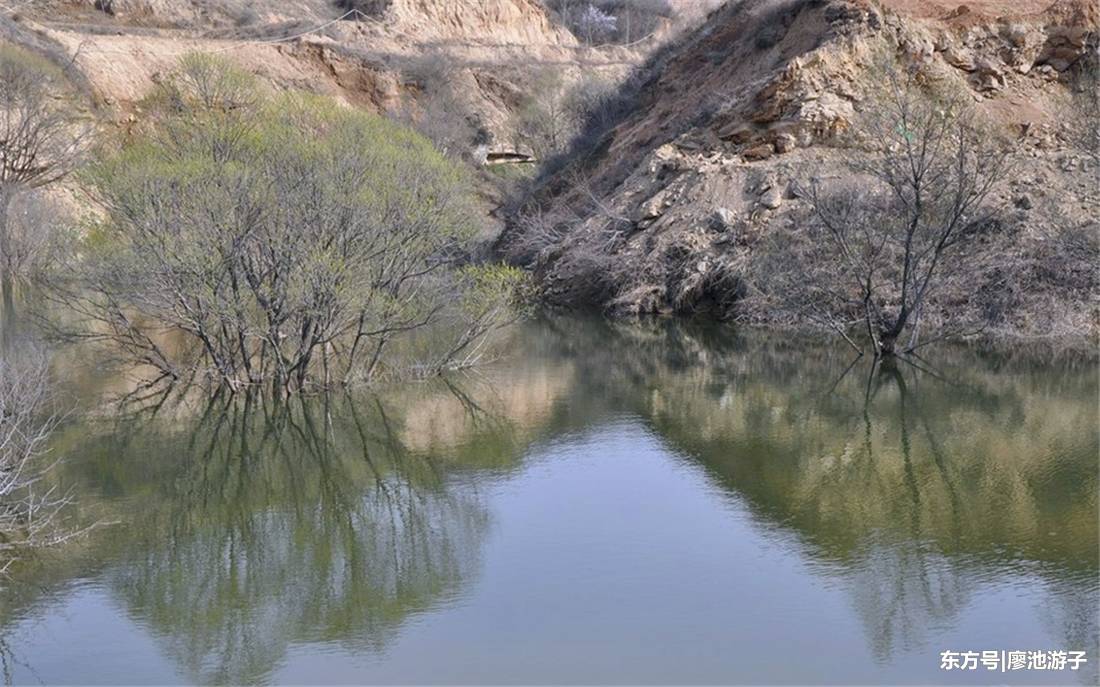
[503,0,1098,341]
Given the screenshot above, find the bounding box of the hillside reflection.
[0,318,1095,684]
[541,318,1098,672]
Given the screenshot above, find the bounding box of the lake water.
[0,318,1096,685]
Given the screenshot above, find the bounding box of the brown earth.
[1,0,637,148]
[0,0,654,244]
[0,0,651,262]
[501,0,1098,342]
[1,0,1095,341]
[882,1,1057,18]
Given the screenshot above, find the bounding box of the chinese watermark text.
[940,650,1087,672]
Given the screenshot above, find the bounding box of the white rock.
[760,186,783,210]
[711,207,736,230]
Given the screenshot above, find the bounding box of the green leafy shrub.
[72,54,520,391]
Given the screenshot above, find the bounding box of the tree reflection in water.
[539,318,1098,675]
[0,317,1095,684]
[77,391,507,684]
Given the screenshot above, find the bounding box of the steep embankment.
[7,0,573,40]
[504,0,1098,340]
[1,0,651,246]
[378,0,576,43]
[2,0,630,155]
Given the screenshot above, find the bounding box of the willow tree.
[73,54,521,391]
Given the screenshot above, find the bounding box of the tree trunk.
[878,321,903,357]
[877,309,910,358]
[0,189,14,351]
[878,332,898,358]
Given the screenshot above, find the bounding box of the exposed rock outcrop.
[502,0,1098,340]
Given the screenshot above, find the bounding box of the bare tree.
[512,69,614,160]
[772,61,1011,357]
[401,49,485,160]
[576,4,618,45]
[1,191,73,289]
[543,0,678,45]
[0,347,74,574]
[605,0,673,43]
[0,46,87,338]
[1064,44,1099,173]
[512,68,576,159]
[424,265,529,374]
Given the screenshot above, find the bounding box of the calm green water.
[0,318,1097,685]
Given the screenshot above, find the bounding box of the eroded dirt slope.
[504,0,1098,341]
[1,0,628,150]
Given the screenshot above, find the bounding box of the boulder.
[742,143,775,161]
[795,93,855,142]
[943,46,977,71]
[717,122,756,144]
[638,188,673,222]
[759,185,783,210]
[710,207,736,231]
[773,133,798,154]
[974,58,1007,91]
[1038,29,1093,72]
[1003,24,1032,49]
